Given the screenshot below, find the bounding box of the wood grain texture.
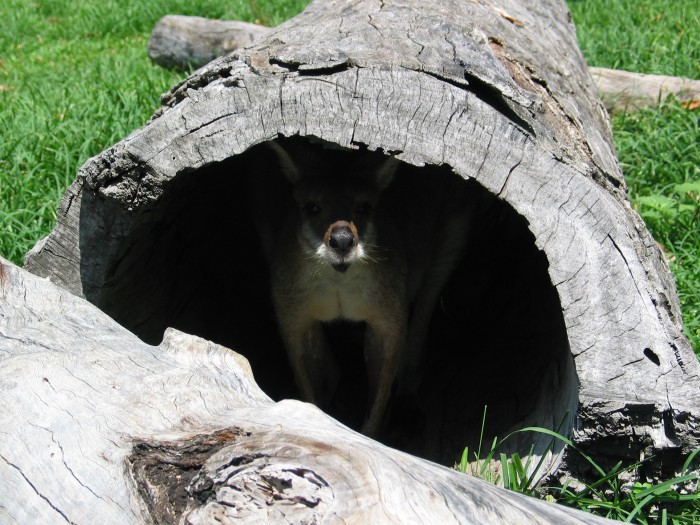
[147,15,270,70]
[589,66,700,112]
[146,16,700,113]
[0,258,617,524]
[23,0,699,493]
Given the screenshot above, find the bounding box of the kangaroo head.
[294,175,385,272]
[269,141,398,272]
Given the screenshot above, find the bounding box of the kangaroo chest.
[303,267,380,322]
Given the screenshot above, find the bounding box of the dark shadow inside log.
[80,136,576,465]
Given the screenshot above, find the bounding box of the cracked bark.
[148,15,700,114]
[2,258,617,524]
[11,0,700,521]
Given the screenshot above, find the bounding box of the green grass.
[458,416,700,524]
[568,0,699,78]
[0,0,309,263]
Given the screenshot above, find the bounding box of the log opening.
[84,135,577,466]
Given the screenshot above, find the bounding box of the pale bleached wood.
[146,15,700,113]
[147,15,270,70]
[590,66,700,112]
[0,258,617,524]
[23,0,700,495]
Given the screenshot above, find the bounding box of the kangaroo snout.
[327,221,357,254]
[324,220,359,272]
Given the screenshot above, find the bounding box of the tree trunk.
[23,0,699,495]
[0,257,618,524]
[147,14,700,112]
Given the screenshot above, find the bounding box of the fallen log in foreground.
[0,258,617,524]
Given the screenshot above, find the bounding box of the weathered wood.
[0,258,617,524]
[147,14,700,112]
[147,15,269,70]
[590,66,700,112]
[23,0,700,495]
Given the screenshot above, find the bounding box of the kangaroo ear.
[376,156,400,190]
[267,140,302,185]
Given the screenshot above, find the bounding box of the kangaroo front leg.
[282,321,340,409]
[362,320,406,436]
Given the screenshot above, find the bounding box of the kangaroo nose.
[328,224,356,255]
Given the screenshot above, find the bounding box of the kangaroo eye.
[303,202,321,215]
[356,202,373,214]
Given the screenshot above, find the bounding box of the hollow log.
[23,0,700,495]
[147,14,700,112]
[0,258,618,524]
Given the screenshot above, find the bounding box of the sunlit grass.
[568,0,699,78]
[458,409,700,524]
[0,0,309,262]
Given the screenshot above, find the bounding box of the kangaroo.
[250,138,471,436]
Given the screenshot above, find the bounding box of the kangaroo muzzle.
[324,220,360,272]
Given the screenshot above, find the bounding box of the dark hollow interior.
[89,137,576,466]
